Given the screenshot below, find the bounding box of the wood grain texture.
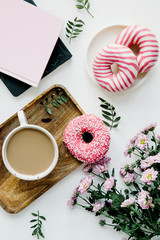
[0,85,84,213]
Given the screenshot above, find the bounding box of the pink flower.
[141,167,158,185]
[120,163,134,176]
[83,164,92,172]
[93,164,108,173]
[138,190,152,209]
[67,187,79,208]
[130,133,139,144]
[142,123,157,133]
[98,156,111,164]
[121,198,135,207]
[140,156,155,169]
[78,175,94,194]
[135,133,148,150]
[93,202,105,212]
[103,176,114,191]
[123,173,137,185]
[124,144,133,157]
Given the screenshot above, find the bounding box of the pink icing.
[63,114,110,163]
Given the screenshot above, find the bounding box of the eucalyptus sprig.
[76,0,94,18]
[66,17,85,43]
[99,97,121,130]
[30,211,46,239]
[40,88,68,115]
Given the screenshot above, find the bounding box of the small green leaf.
[76,4,84,9]
[103,121,111,127]
[113,124,118,128]
[32,213,38,217]
[55,97,63,105]
[66,28,71,34]
[102,110,112,116]
[74,28,83,32]
[98,97,106,103]
[30,219,37,223]
[102,114,112,121]
[114,116,121,122]
[45,106,52,115]
[31,224,38,228]
[100,104,109,110]
[72,32,80,36]
[67,23,73,29]
[68,21,74,25]
[32,228,38,235]
[60,95,68,103]
[71,36,77,39]
[76,19,85,24]
[86,2,90,10]
[39,216,46,221]
[85,0,88,5]
[50,101,58,107]
[75,24,84,27]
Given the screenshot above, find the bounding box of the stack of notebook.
[0,0,72,96]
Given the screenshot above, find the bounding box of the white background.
[0,0,160,239]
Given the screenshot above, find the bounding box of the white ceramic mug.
[2,110,59,181]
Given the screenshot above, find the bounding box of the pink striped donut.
[93,44,139,92]
[63,114,110,163]
[115,25,159,73]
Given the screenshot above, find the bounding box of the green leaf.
[39,228,45,238]
[77,0,82,2]
[103,121,111,127]
[100,104,109,110]
[45,106,52,115]
[31,224,38,228]
[75,24,84,27]
[76,19,85,24]
[102,110,112,116]
[114,116,121,122]
[86,2,90,10]
[30,219,37,223]
[102,114,112,121]
[71,36,77,39]
[50,101,58,107]
[67,23,73,29]
[74,28,83,32]
[113,124,118,128]
[98,97,106,103]
[76,4,84,9]
[66,28,71,34]
[85,0,88,5]
[32,213,38,217]
[39,216,46,221]
[32,228,38,235]
[60,95,68,103]
[112,168,115,177]
[68,21,74,25]
[55,97,63,105]
[72,32,81,36]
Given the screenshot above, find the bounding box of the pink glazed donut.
[115,25,159,73]
[93,44,139,92]
[63,114,110,163]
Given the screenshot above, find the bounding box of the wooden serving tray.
[0,85,84,213]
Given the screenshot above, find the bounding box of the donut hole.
[110,63,119,74]
[130,44,140,56]
[82,132,93,143]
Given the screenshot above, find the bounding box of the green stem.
[153,131,157,148]
[91,171,105,180]
[79,195,91,206]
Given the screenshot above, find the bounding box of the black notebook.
[0,0,72,97]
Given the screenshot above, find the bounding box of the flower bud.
[130,211,134,216]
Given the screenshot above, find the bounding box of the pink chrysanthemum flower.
[135,133,148,150]
[141,123,157,133]
[124,144,133,157]
[130,133,140,144]
[78,175,94,194]
[138,190,152,209]
[140,156,155,169]
[93,201,105,212]
[123,173,137,185]
[93,164,108,173]
[98,156,111,165]
[103,176,114,191]
[82,164,92,172]
[120,163,134,176]
[141,167,158,185]
[67,187,79,208]
[121,198,135,208]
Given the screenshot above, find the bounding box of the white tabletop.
[0,0,160,239]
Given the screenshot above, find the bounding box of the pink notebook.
[0,0,63,87]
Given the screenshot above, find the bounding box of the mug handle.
[17,110,28,126]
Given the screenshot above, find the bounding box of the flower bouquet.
[68,123,160,240]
